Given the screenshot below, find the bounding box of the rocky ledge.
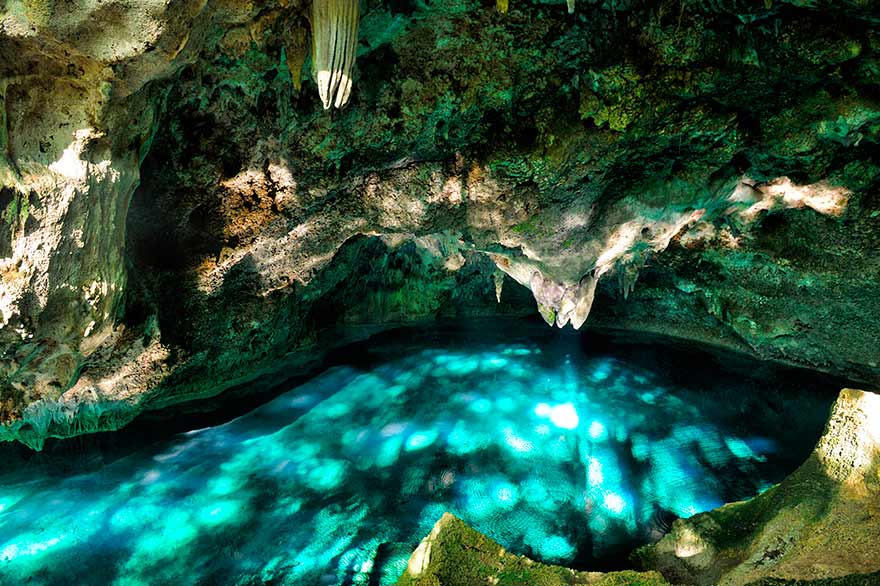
[397,512,669,586]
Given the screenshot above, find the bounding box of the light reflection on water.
[0,334,832,586]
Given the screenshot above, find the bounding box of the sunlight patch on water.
[0,340,830,585]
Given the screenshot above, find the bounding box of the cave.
[1,0,879,585]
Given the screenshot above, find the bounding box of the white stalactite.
[311,0,360,109]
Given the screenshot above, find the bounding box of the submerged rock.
[636,388,880,586]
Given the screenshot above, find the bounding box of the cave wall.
[1,0,879,446]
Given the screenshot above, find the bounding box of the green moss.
[581,66,648,132]
[20,0,56,28]
[592,571,670,586]
[699,456,836,552]
[746,571,880,586]
[511,218,542,236]
[3,194,19,227]
[490,158,536,182]
[634,454,847,586]
[537,303,556,326]
[398,514,669,586]
[18,194,28,226]
[3,190,28,233]
[396,514,511,586]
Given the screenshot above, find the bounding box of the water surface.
[0,325,837,586]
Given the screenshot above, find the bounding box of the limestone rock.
[2,0,880,446]
[397,512,670,586]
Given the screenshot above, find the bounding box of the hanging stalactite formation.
[310,0,360,109]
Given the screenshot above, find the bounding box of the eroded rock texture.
[397,512,669,586]
[1,0,879,446]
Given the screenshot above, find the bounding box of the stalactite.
[570,274,598,330]
[567,0,575,14]
[493,271,505,302]
[284,26,309,92]
[617,261,640,300]
[310,0,360,110]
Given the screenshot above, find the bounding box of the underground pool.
[0,324,840,586]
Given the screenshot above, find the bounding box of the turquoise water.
[0,327,834,586]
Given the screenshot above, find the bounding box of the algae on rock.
[397,512,670,586]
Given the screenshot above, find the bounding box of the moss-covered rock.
[746,572,880,586]
[397,512,670,586]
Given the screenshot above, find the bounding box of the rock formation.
[310,0,360,109]
[1,0,879,446]
[397,511,669,586]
